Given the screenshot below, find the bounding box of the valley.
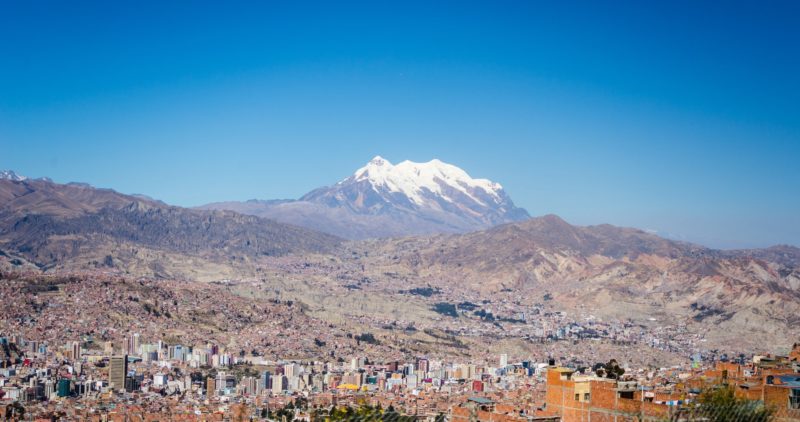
[2,170,799,363]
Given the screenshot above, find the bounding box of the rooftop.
[468,397,495,405]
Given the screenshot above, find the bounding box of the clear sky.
[1,1,798,249]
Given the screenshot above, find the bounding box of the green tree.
[292,396,309,410]
[595,359,625,379]
[5,402,25,419]
[309,407,325,422]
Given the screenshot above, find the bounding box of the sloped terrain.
[0,179,341,275]
[348,215,800,351]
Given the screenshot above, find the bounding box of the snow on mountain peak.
[0,170,27,181]
[297,156,530,234]
[368,155,389,166]
[349,156,504,207]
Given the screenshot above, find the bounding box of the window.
[790,389,800,410]
[575,394,580,401]
[584,393,590,401]
[619,391,635,400]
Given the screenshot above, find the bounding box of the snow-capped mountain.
[200,156,529,239]
[347,156,503,207]
[0,170,26,181]
[302,156,528,224]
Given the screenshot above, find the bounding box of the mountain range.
[0,170,26,181]
[199,156,529,239]
[0,176,339,278]
[352,214,800,348]
[1,162,799,352]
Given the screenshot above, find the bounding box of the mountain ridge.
[347,214,800,350]
[0,170,27,181]
[0,178,341,276]
[200,156,530,239]
[1,171,799,351]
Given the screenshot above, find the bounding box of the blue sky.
[1,1,798,248]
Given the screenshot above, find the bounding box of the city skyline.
[2,2,800,421]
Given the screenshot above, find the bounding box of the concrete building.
[109,355,128,391]
[272,375,288,394]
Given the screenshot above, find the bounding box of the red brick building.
[545,367,675,421]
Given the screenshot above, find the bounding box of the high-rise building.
[216,371,227,394]
[70,341,81,361]
[127,333,140,356]
[406,374,418,390]
[170,345,186,361]
[285,363,301,378]
[240,376,259,396]
[500,353,508,367]
[272,375,287,394]
[262,371,272,391]
[140,344,158,362]
[467,364,476,379]
[206,377,215,396]
[109,355,128,391]
[350,357,365,370]
[57,379,72,397]
[417,358,429,375]
[125,376,141,392]
[44,379,55,399]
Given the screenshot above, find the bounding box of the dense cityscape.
[3,1,800,420]
[2,329,799,421]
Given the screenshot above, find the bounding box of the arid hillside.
[347,215,800,351]
[0,179,341,277]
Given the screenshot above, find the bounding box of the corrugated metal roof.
[468,397,495,404]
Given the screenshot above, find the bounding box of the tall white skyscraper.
[127,333,141,356]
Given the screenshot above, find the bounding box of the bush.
[432,302,458,318]
[457,301,479,311]
[401,287,440,297]
[354,333,379,345]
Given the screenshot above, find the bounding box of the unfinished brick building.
[545,367,677,421]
